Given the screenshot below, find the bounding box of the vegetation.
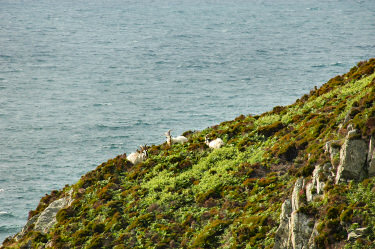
[2,59,375,248]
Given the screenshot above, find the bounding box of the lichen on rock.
[33,195,72,234]
[335,129,368,183]
[13,189,74,244]
[274,178,316,249]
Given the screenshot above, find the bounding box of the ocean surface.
[1,0,374,242]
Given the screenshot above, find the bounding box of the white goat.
[127,145,148,165]
[165,129,188,146]
[205,135,224,149]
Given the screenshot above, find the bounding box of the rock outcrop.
[276,127,375,249]
[275,128,375,249]
[274,129,374,249]
[289,211,314,249]
[335,130,368,183]
[14,215,39,241]
[274,178,316,249]
[305,162,334,204]
[14,190,74,241]
[274,200,292,249]
[368,136,375,177]
[33,195,73,233]
[347,227,369,241]
[291,178,304,212]
[324,140,341,167]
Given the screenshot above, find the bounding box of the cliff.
[2,59,375,249]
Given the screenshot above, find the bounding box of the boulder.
[335,134,368,183]
[34,196,71,233]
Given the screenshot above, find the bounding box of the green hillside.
[2,59,375,249]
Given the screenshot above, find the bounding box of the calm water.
[1,0,374,242]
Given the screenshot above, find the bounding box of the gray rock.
[347,124,354,132]
[347,231,361,241]
[347,227,369,241]
[355,227,369,234]
[292,178,304,211]
[13,189,74,242]
[45,240,54,248]
[34,196,71,233]
[307,222,319,249]
[274,178,317,249]
[14,214,40,241]
[347,129,359,139]
[312,166,325,195]
[274,200,292,249]
[305,182,314,202]
[335,136,368,183]
[307,163,332,202]
[368,137,375,177]
[324,140,341,167]
[369,153,375,177]
[368,136,374,163]
[290,211,314,249]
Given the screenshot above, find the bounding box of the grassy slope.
[3,59,375,249]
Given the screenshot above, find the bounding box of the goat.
[165,129,188,146]
[127,145,148,165]
[205,135,224,149]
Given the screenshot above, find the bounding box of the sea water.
[1,0,374,242]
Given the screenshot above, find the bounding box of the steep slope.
[2,59,375,249]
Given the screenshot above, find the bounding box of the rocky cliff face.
[274,125,375,249]
[2,59,375,249]
[335,130,368,183]
[13,190,74,245]
[274,178,316,249]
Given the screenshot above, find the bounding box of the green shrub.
[56,207,74,223]
[326,207,340,219]
[86,235,104,249]
[277,142,298,161]
[340,207,353,223]
[72,228,91,246]
[257,121,285,137]
[191,220,230,248]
